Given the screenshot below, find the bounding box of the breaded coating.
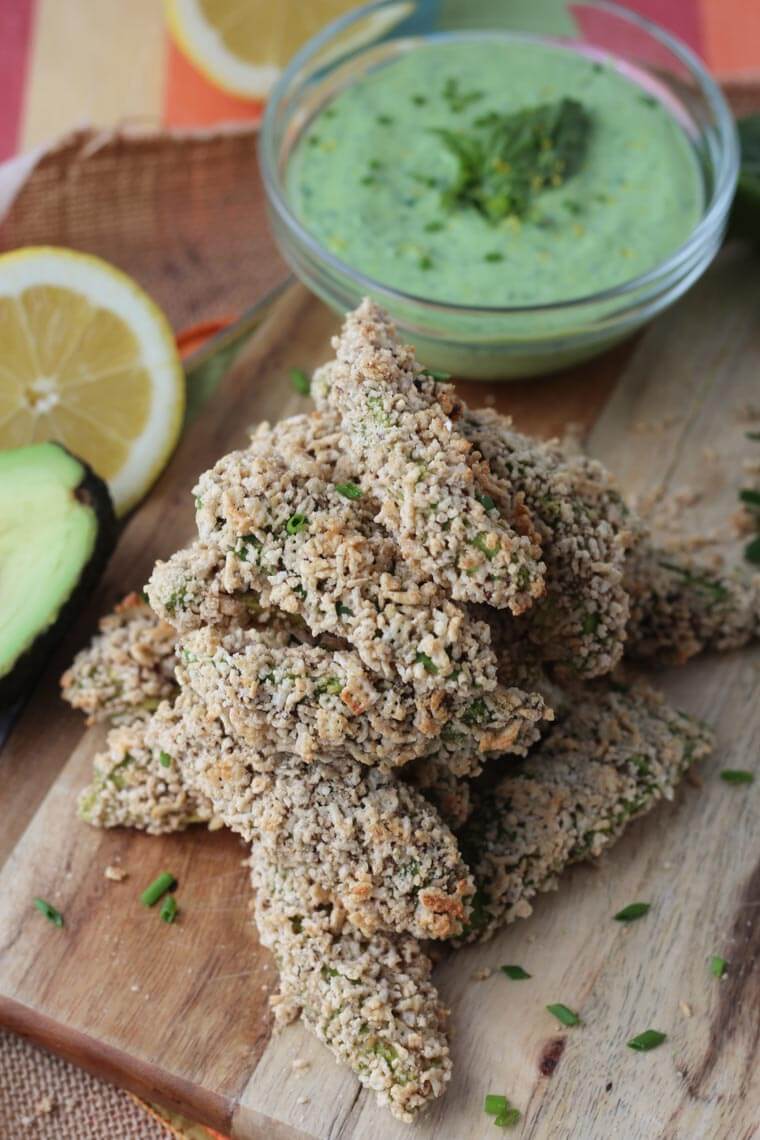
[145,694,475,939]
[458,683,713,942]
[251,856,451,1122]
[78,716,212,834]
[146,543,264,635]
[60,593,178,724]
[624,543,760,664]
[463,409,640,678]
[404,755,474,830]
[177,625,549,772]
[182,433,499,693]
[313,299,545,613]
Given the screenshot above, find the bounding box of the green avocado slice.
[0,442,117,706]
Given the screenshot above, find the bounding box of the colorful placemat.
[2,0,760,163]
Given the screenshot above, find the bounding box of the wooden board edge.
[0,994,234,1135]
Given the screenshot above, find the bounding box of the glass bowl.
[260,0,738,380]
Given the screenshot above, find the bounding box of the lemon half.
[0,247,184,516]
[165,0,358,99]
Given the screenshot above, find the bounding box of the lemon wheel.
[165,0,358,99]
[0,247,184,516]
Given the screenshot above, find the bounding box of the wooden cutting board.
[1,253,759,1140]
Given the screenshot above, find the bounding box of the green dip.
[286,36,704,307]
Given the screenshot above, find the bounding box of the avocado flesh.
[0,442,116,704]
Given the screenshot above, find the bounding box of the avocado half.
[0,442,117,706]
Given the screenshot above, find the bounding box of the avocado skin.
[0,444,118,708]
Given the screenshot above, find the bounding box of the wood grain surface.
[0,253,759,1140]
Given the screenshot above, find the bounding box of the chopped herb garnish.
[415,651,439,675]
[739,488,760,507]
[501,965,531,980]
[627,1029,666,1051]
[411,93,427,106]
[745,535,760,564]
[369,158,383,172]
[658,560,729,602]
[418,254,433,270]
[160,895,178,923]
[336,601,353,617]
[158,751,172,768]
[360,174,375,186]
[421,368,451,380]
[335,482,363,500]
[613,902,651,923]
[546,1003,580,1027]
[140,872,176,907]
[316,676,343,696]
[581,612,600,635]
[484,251,504,262]
[285,513,309,535]
[289,367,311,396]
[462,698,489,726]
[423,220,444,233]
[443,76,484,114]
[709,955,727,977]
[472,532,499,560]
[33,898,63,927]
[720,769,754,784]
[193,496,203,509]
[484,1094,520,1126]
[434,97,591,223]
[377,114,394,126]
[476,492,497,512]
[638,94,658,108]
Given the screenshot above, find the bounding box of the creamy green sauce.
[287,37,704,306]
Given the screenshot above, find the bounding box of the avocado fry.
[312,299,546,613]
[177,624,549,772]
[145,692,475,940]
[251,853,452,1123]
[624,542,760,664]
[458,683,713,942]
[463,408,640,679]
[61,592,178,725]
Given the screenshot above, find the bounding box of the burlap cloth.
[0,124,286,1140]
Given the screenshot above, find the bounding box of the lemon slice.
[165,0,359,99]
[0,247,184,517]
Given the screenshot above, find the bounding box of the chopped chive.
[411,94,427,106]
[720,769,754,784]
[501,965,531,980]
[476,493,497,512]
[485,251,504,262]
[472,532,499,560]
[744,536,760,564]
[369,158,383,172]
[335,601,353,617]
[285,513,309,535]
[140,872,176,907]
[546,1003,580,1027]
[33,898,63,927]
[421,368,451,380]
[423,220,444,233]
[335,482,363,500]
[159,751,172,768]
[627,1029,666,1051]
[377,114,394,126]
[484,1094,507,1115]
[160,895,178,924]
[418,254,433,270]
[289,368,311,396]
[709,955,727,978]
[360,174,375,186]
[613,902,651,923]
[739,488,760,507]
[415,651,439,675]
[494,1105,521,1128]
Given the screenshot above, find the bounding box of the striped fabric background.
[1,0,759,163]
